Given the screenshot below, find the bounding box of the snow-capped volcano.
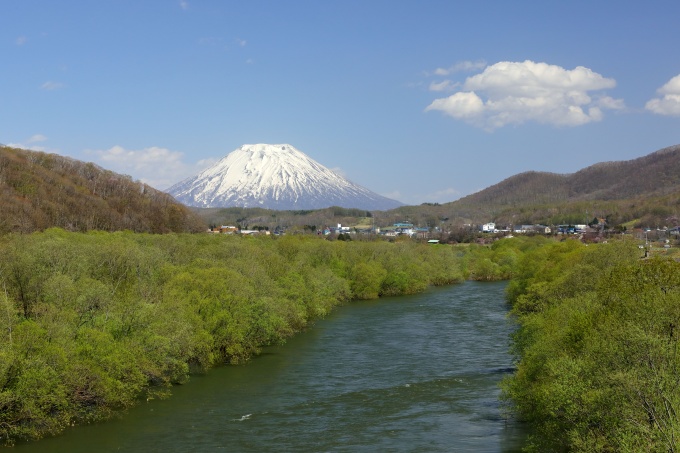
[167,144,403,210]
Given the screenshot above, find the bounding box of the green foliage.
[460,236,549,282]
[350,261,387,299]
[502,239,680,452]
[0,230,475,445]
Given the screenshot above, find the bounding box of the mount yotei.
[167,144,403,211]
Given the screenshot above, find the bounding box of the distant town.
[207,220,678,249]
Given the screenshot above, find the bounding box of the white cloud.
[16,36,27,46]
[90,145,214,190]
[431,60,487,76]
[179,1,189,10]
[645,74,680,116]
[425,60,623,129]
[659,74,680,95]
[427,91,485,121]
[40,81,64,90]
[236,38,247,47]
[27,134,48,143]
[595,96,626,110]
[6,134,55,152]
[429,80,458,92]
[7,142,48,152]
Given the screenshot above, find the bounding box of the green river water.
[14,280,526,452]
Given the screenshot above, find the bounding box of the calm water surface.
[16,281,526,452]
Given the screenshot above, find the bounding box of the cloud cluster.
[426,60,624,130]
[645,74,680,116]
[7,134,53,152]
[91,146,215,190]
[27,134,47,144]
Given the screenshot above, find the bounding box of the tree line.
[502,238,680,451]
[1,230,535,445]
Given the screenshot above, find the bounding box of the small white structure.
[482,222,496,233]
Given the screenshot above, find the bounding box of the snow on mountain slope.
[166,144,403,210]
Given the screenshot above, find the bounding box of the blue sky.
[3,1,680,205]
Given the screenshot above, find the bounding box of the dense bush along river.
[15,281,526,452]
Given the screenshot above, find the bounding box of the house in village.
[391,222,414,236]
[514,225,552,234]
[481,222,496,233]
[240,229,270,235]
[330,224,351,234]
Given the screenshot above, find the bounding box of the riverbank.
[12,282,527,452]
[0,230,470,445]
[0,230,548,446]
[502,239,680,451]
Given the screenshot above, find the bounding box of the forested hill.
[0,146,206,233]
[379,144,680,228]
[453,144,680,208]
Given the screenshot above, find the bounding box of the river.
[15,281,526,452]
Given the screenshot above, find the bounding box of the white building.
[482,222,496,233]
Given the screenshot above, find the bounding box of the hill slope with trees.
[440,144,680,225]
[0,146,206,233]
[454,144,680,206]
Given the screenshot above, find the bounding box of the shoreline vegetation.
[502,239,680,452]
[4,230,675,450]
[0,229,537,446]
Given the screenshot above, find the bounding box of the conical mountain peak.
[167,144,403,210]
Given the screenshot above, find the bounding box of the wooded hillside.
[442,144,680,225]
[458,144,680,206]
[0,146,206,233]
